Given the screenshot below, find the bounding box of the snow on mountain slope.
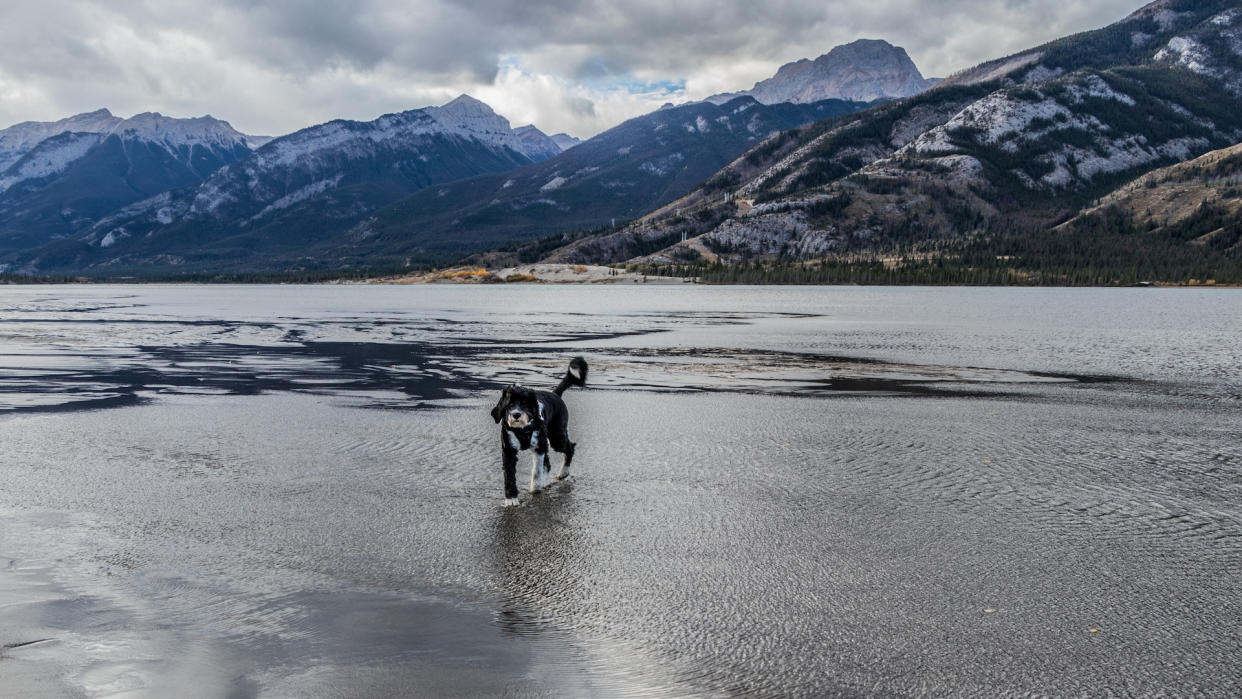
[1154,7,1242,93]
[0,109,122,171]
[0,110,258,195]
[0,132,101,193]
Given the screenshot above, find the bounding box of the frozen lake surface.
[1,284,1240,697]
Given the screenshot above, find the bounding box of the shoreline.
[3,265,1241,288]
[370,263,695,285]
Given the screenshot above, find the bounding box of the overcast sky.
[0,0,1146,139]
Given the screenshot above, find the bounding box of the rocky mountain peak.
[513,124,563,161]
[708,38,937,106]
[423,94,526,150]
[428,94,501,121]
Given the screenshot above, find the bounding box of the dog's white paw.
[555,468,570,481]
[504,498,520,507]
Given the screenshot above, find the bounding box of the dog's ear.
[490,387,510,423]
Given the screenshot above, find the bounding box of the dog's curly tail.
[553,357,588,396]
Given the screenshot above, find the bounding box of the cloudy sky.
[0,0,1145,139]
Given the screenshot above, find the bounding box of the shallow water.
[1,285,1240,697]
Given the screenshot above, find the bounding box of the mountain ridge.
[0,95,569,273]
[529,0,1242,285]
[0,111,259,252]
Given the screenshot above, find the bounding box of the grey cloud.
[0,0,1150,137]
[568,97,596,117]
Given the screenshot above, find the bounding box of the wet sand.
[1,285,1240,697]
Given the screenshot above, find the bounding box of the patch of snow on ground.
[1039,136,1209,187]
[935,155,985,179]
[1022,65,1065,84]
[1065,75,1136,106]
[190,180,237,215]
[1211,9,1241,26]
[1156,36,1212,74]
[540,176,567,191]
[638,153,684,176]
[900,126,959,155]
[949,92,1072,144]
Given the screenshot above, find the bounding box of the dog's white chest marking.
[506,431,521,452]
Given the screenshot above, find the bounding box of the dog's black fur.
[490,357,588,505]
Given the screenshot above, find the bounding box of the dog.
[490,357,588,506]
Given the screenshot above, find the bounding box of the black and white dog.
[490,357,588,506]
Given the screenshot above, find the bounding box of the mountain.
[0,95,559,274]
[707,39,939,106]
[341,95,870,265]
[0,109,122,171]
[539,0,1242,285]
[0,111,258,251]
[550,133,582,151]
[1063,142,1241,254]
[513,124,565,161]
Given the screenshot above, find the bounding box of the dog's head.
[490,385,538,430]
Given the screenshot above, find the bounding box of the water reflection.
[488,480,582,637]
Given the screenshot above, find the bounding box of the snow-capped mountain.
[1,95,561,273]
[0,109,122,172]
[108,112,268,154]
[0,109,267,177]
[707,39,939,106]
[0,111,258,249]
[0,110,259,195]
[348,95,869,262]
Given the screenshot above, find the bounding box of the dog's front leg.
[529,430,549,494]
[501,431,520,506]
